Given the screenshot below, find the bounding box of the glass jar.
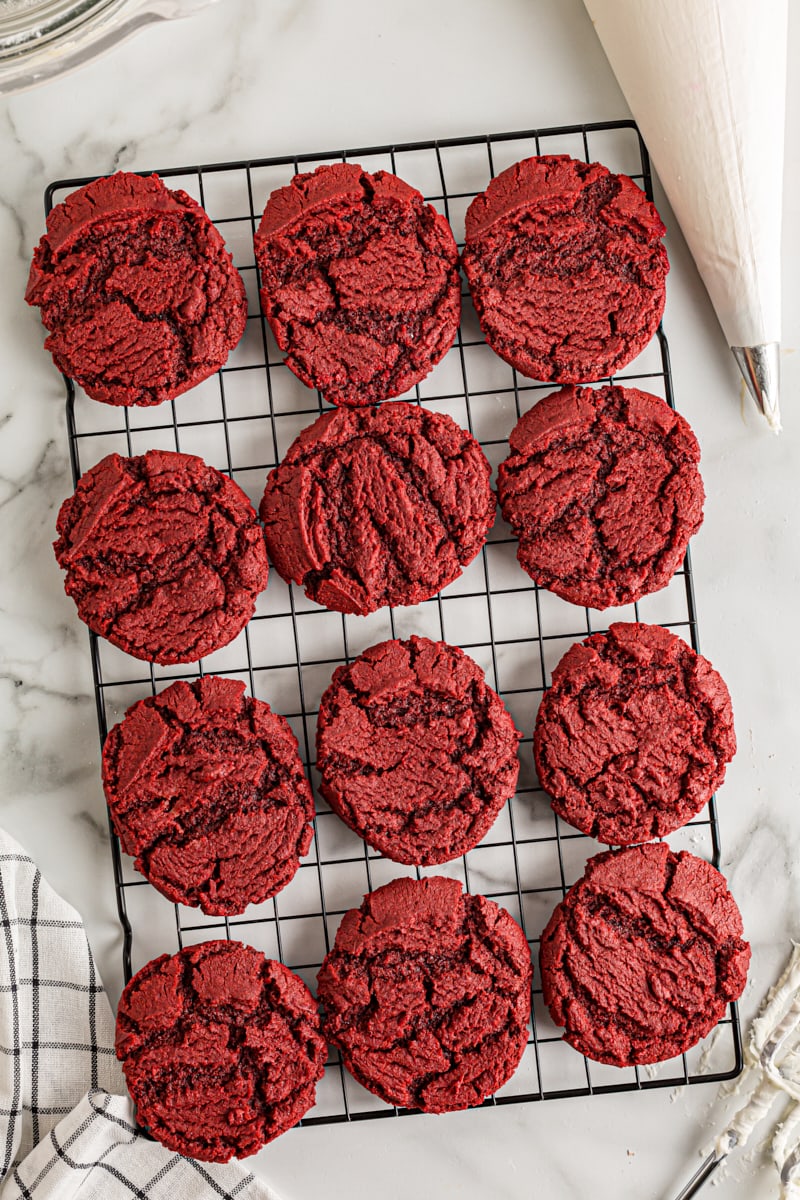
[0,0,218,95]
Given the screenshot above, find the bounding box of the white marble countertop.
[1,1,799,1197]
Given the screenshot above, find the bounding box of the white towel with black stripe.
[0,827,278,1199]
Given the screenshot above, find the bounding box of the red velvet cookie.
[116,941,326,1161]
[54,449,268,664]
[26,172,247,406]
[102,676,314,915]
[254,162,461,406]
[317,876,531,1112]
[462,155,668,382]
[316,636,520,864]
[260,401,495,615]
[539,843,750,1066]
[534,623,736,845]
[496,385,704,608]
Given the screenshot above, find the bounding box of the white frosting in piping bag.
[582,0,787,349]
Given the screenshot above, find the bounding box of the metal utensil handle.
[671,1151,727,1200]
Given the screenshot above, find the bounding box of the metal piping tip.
[732,343,782,433]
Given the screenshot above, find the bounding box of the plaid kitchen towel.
[0,827,279,1199]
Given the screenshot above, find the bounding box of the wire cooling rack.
[48,120,742,1123]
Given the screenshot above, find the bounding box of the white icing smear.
[700,946,800,1197]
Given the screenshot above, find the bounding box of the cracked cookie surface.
[115,940,326,1161]
[496,384,704,608]
[54,449,268,664]
[26,172,247,407]
[539,843,749,1066]
[534,623,735,844]
[254,162,461,406]
[259,401,495,615]
[317,636,520,864]
[102,676,314,915]
[462,155,668,382]
[316,876,531,1112]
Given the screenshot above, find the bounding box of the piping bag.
[582,0,788,432]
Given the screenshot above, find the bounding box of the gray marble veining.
[0,1,798,1197]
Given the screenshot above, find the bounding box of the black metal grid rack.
[49,120,742,1124]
